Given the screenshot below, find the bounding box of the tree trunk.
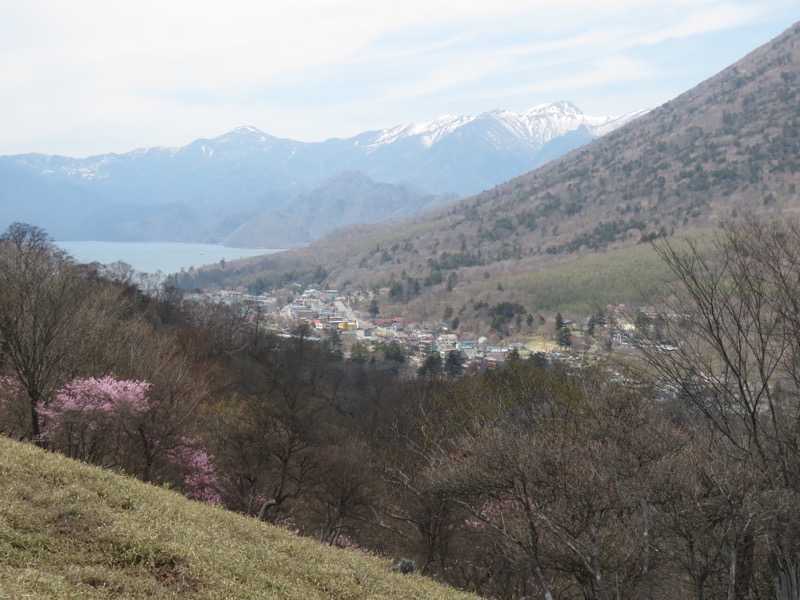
[30,398,42,444]
[728,541,737,600]
[533,562,554,600]
[526,516,554,600]
[769,552,799,600]
[688,539,705,600]
[640,498,651,600]
[695,577,704,600]
[257,498,277,522]
[735,531,754,600]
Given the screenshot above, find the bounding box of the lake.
[56,241,281,276]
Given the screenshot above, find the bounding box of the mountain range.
[0,102,644,247]
[181,21,800,325]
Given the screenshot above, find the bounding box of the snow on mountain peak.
[372,114,477,148]
[209,126,270,145]
[22,102,646,181]
[232,125,266,136]
[367,101,645,152]
[522,100,582,118]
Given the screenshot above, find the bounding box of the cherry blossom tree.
[39,375,151,462]
[40,374,220,503]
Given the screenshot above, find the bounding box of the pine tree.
[368,298,379,317]
[557,327,572,349]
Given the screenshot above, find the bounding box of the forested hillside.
[6,217,800,597]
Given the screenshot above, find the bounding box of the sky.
[2,1,799,157]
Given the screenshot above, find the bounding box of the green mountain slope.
[0,435,475,599]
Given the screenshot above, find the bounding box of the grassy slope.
[497,231,711,313]
[0,436,475,599]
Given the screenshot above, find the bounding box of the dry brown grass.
[0,435,476,599]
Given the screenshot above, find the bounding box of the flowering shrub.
[272,511,301,536]
[0,376,22,400]
[41,376,151,425]
[166,438,221,504]
[38,376,152,461]
[39,375,220,504]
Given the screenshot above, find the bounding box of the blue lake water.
[56,241,281,276]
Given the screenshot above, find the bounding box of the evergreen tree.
[444,350,465,378]
[381,341,405,363]
[418,352,443,379]
[368,298,379,318]
[557,327,572,349]
[349,341,369,364]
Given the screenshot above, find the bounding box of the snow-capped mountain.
[368,101,645,151]
[0,101,645,246]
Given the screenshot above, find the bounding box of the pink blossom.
[464,517,485,530]
[167,437,222,505]
[54,376,151,414]
[39,375,152,442]
[272,512,301,535]
[0,376,23,414]
[330,533,372,555]
[0,376,21,399]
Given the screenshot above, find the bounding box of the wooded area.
[3,218,800,599]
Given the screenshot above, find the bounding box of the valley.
[3,13,800,600]
[178,21,800,335]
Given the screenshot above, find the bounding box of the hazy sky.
[2,1,799,157]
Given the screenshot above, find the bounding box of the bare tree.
[306,440,378,546]
[425,367,672,600]
[649,420,763,600]
[208,327,345,523]
[636,215,800,599]
[0,223,125,440]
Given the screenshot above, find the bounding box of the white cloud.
[1,0,799,154]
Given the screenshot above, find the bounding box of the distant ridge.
[0,102,643,247]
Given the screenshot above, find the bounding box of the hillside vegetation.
[9,216,800,597]
[0,435,474,600]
